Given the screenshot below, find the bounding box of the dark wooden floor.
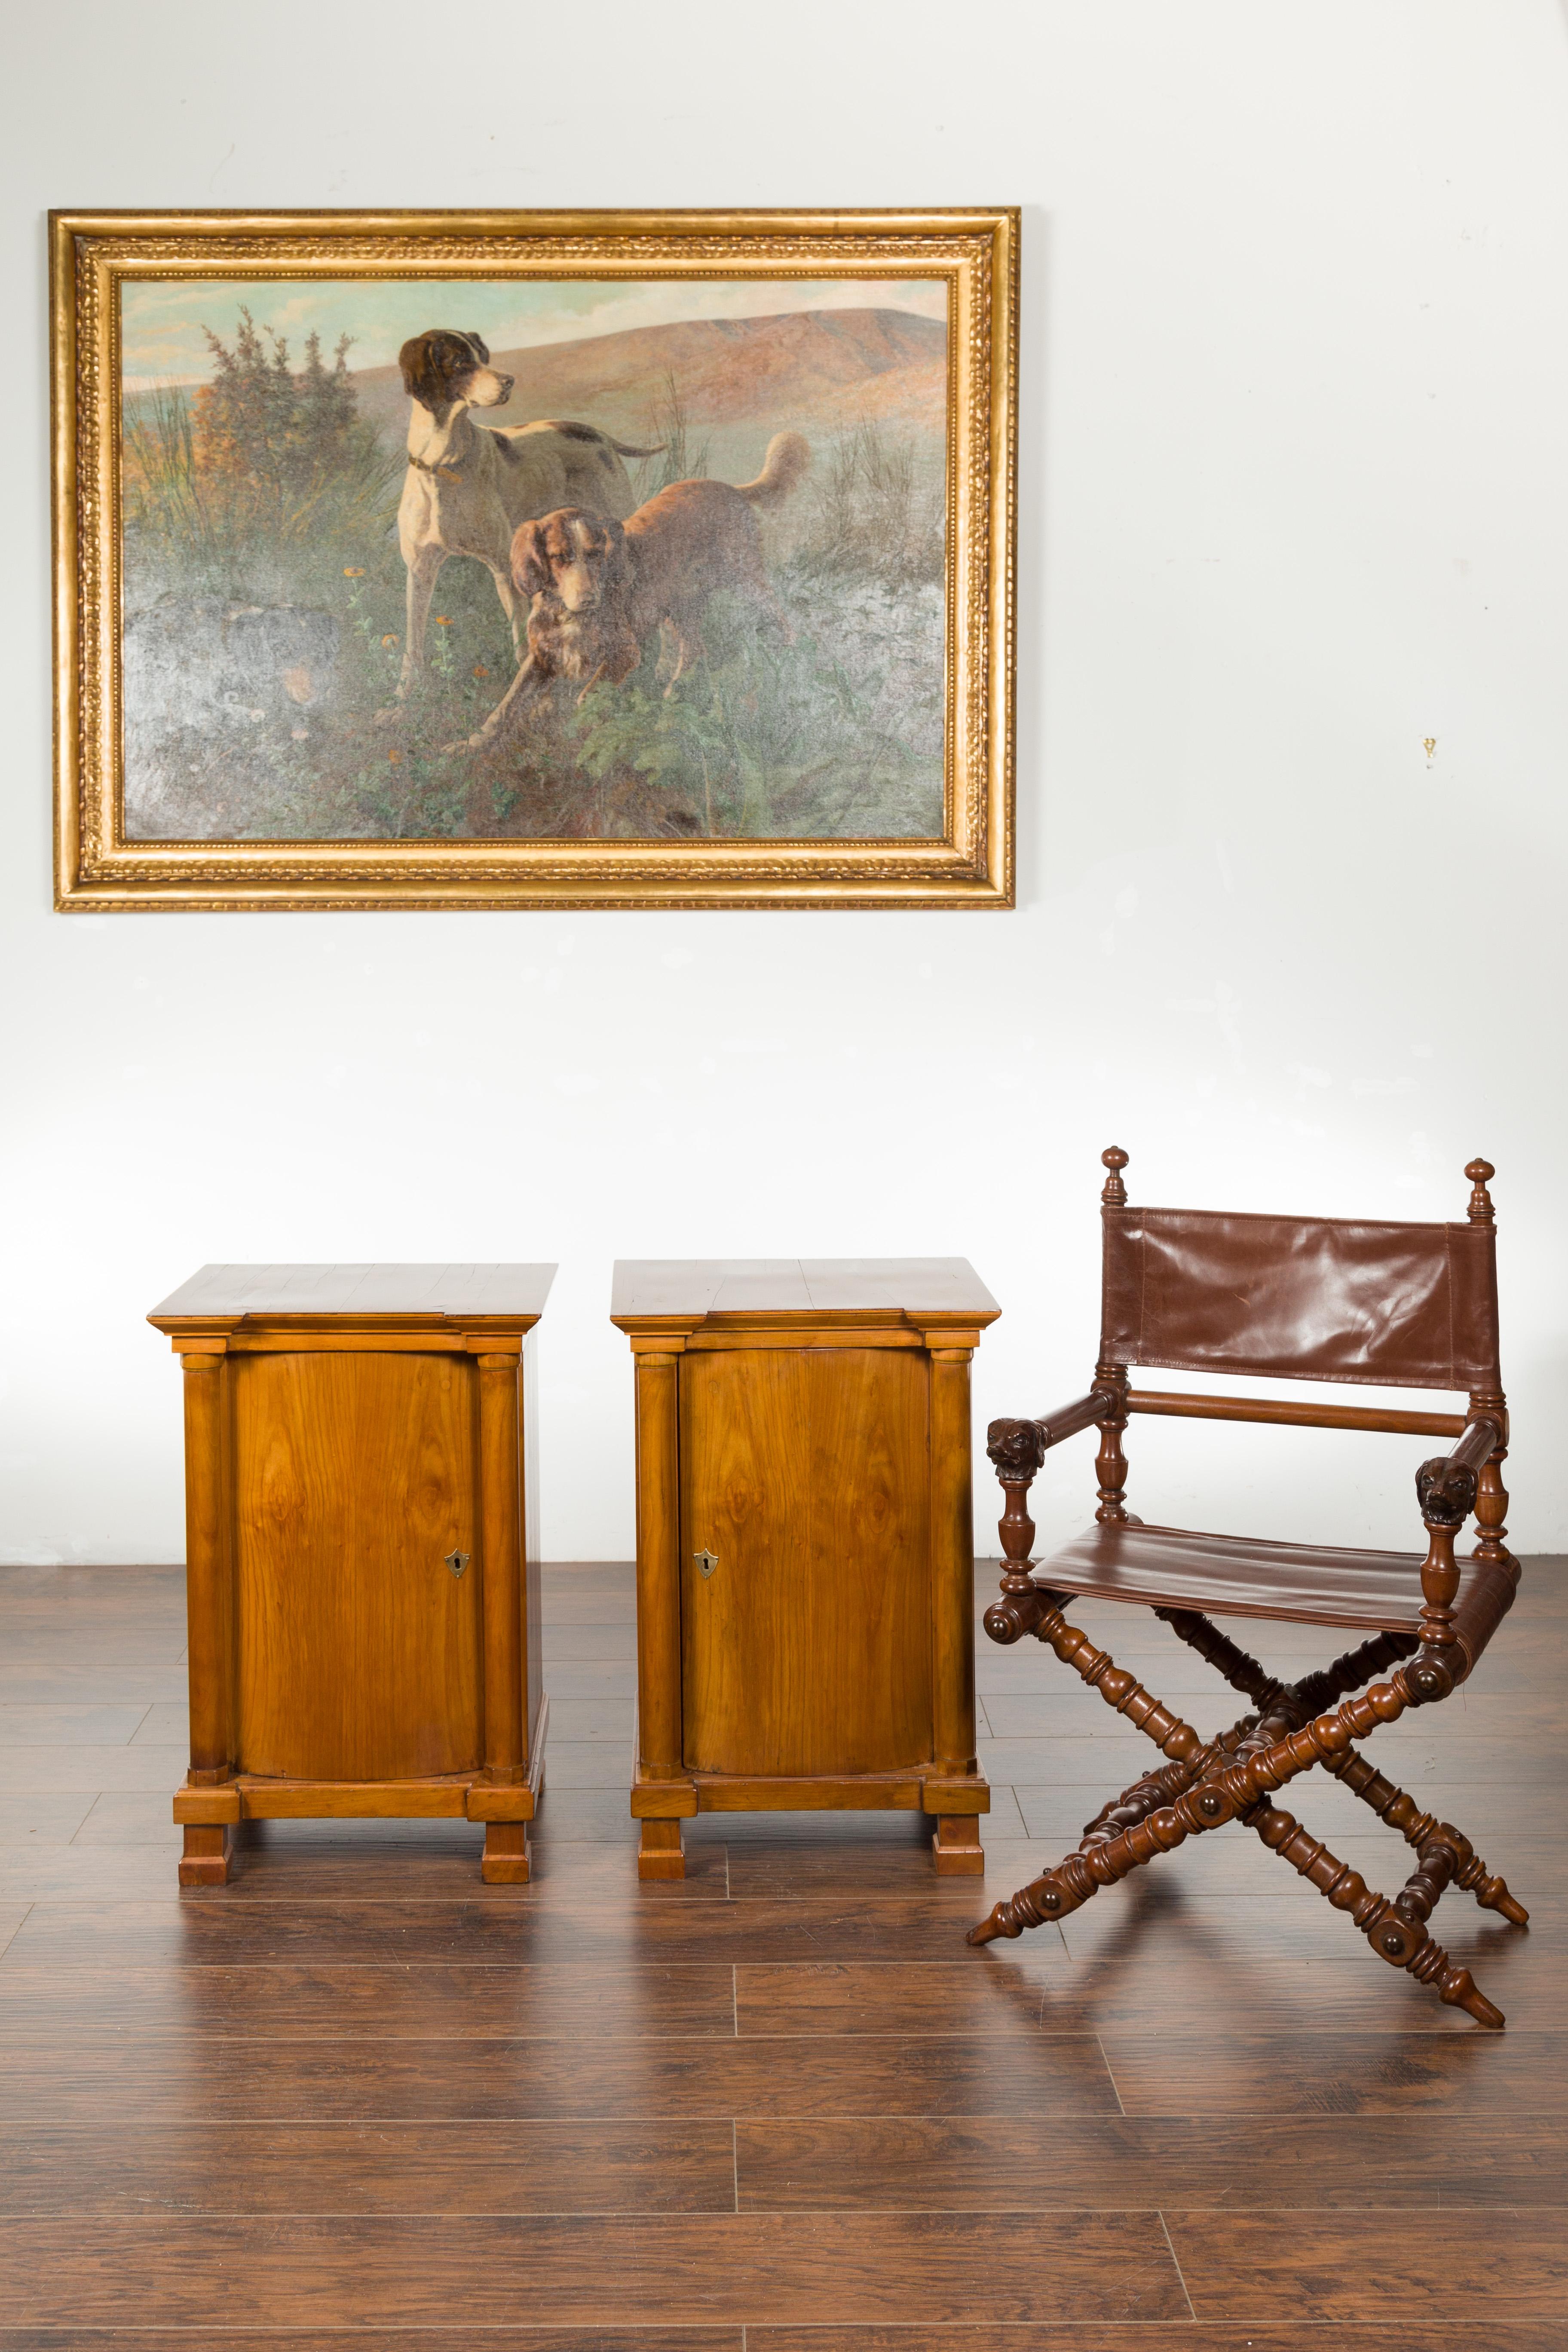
[0,1557,1564,2347]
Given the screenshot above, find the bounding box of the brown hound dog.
[386,328,660,704]
[461,432,811,744]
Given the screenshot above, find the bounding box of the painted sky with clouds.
[121,275,947,389]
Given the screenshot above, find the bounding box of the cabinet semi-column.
[631,1338,690,1880]
[177,1344,235,1886]
[927,1336,985,1871]
[477,1344,525,1780]
[475,1341,530,1886]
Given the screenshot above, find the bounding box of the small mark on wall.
[1424,737,1436,766]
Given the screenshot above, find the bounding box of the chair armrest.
[1411,1416,1504,1682]
[987,1389,1119,1482]
[984,1389,1121,1644]
[1415,1416,1502,1529]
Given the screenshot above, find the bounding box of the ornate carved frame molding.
[51,206,1018,912]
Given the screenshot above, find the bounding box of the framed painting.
[52,208,1016,911]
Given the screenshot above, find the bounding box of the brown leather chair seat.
[1043,1520,1519,1676]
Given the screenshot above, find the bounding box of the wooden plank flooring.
[0,1557,1563,2347]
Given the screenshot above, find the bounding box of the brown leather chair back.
[1100,1204,1500,1392]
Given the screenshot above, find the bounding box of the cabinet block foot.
[179,1824,234,1886]
[639,1817,686,1879]
[481,1822,530,1884]
[933,1813,986,1874]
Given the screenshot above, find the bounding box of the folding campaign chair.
[968,1148,1528,2027]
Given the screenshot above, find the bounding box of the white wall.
[3,0,1566,1567]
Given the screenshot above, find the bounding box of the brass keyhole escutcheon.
[694,1548,719,1580]
[445,1550,469,1580]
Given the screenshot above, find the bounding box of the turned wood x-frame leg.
[967,1586,1529,2027]
[1152,1608,1527,1924]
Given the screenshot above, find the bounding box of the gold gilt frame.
[52,207,1017,913]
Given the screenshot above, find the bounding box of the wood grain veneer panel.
[609,1257,999,1325]
[0,2033,1118,2125]
[40,2336,1528,2352]
[680,1350,931,1777]
[679,1350,809,1782]
[0,2338,741,2352]
[734,2110,1568,2207]
[2,1552,1565,2339]
[231,1353,481,1780]
[750,2333,1568,2352]
[0,2211,1185,2327]
[0,2119,738,2215]
[0,1960,737,2040]
[3,1895,1067,1966]
[1167,2208,1568,2322]
[1099,2027,1568,2113]
[150,1261,554,1322]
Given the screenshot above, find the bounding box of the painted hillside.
[352,306,947,457]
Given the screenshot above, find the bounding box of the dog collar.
[408,453,464,481]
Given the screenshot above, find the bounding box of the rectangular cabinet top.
[610,1257,999,1329]
[149,1263,557,1329]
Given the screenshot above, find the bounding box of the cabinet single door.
[231,1352,482,1780]
[679,1348,932,1776]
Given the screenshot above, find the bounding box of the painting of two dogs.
[115,275,949,845]
[389,326,811,748]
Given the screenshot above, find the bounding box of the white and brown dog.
[386,328,660,701]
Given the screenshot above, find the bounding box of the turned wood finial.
[1101,1146,1129,1207]
[1464,1159,1495,1225]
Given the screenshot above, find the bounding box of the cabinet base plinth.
[236,1776,475,1819]
[932,1813,986,1874]
[179,1824,234,1886]
[169,1693,548,1890]
[630,1769,989,1875]
[651,1768,988,1818]
[639,1818,686,1879]
[481,1821,530,1883]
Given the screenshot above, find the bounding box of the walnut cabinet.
[612,1259,999,1878]
[148,1264,554,1887]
